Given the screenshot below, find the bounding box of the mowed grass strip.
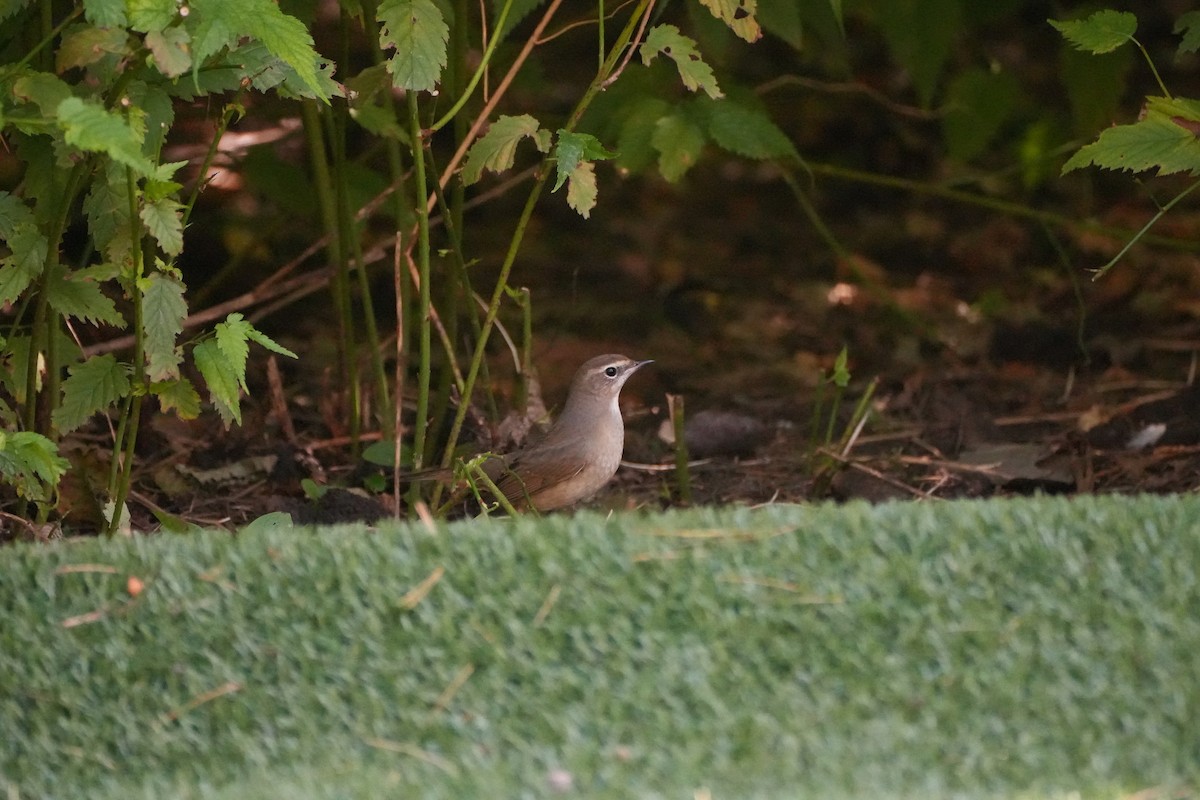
[2,495,1198,799]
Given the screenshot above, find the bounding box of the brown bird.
[479,354,652,512]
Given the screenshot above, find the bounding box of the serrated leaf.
[462,114,552,185]
[83,162,135,263]
[0,192,33,234]
[377,0,449,93]
[759,0,802,50]
[243,0,327,100]
[0,430,69,503]
[46,269,125,327]
[552,131,615,192]
[146,27,191,77]
[564,160,599,219]
[652,110,706,182]
[152,377,201,418]
[126,0,176,31]
[1062,105,1200,176]
[698,95,798,161]
[56,25,131,72]
[698,0,762,43]
[82,0,127,27]
[1050,10,1136,55]
[641,25,723,100]
[942,67,1021,162]
[140,197,184,255]
[616,97,672,174]
[245,327,298,358]
[215,313,252,392]
[143,272,187,381]
[57,97,154,175]
[193,338,241,426]
[1176,11,1200,56]
[11,72,74,118]
[0,223,48,305]
[188,0,330,101]
[52,354,131,434]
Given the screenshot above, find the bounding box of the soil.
[25,151,1199,539]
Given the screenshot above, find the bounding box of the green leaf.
[759,0,803,50]
[45,268,125,327]
[56,97,155,175]
[377,0,449,93]
[698,0,762,43]
[875,0,959,107]
[10,72,73,119]
[0,430,69,503]
[140,197,184,255]
[83,162,135,265]
[347,64,409,141]
[188,0,330,101]
[152,377,201,418]
[826,0,843,34]
[552,131,615,192]
[462,114,552,185]
[1176,11,1200,55]
[56,25,132,71]
[615,96,672,174]
[697,95,798,161]
[82,0,127,27]
[564,160,599,219]
[1063,99,1200,176]
[0,192,33,234]
[0,223,48,306]
[215,313,253,392]
[52,354,131,434]
[146,27,192,77]
[1059,42,1132,137]
[142,272,187,381]
[641,25,724,100]
[245,327,298,359]
[242,0,328,100]
[942,67,1021,162]
[1049,10,1137,55]
[490,0,543,39]
[126,0,176,31]
[193,338,242,426]
[652,109,707,182]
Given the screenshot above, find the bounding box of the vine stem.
[438,0,655,469]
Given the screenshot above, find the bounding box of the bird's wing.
[485,446,586,508]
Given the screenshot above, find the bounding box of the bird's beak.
[632,359,654,372]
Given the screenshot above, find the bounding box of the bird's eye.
[604,366,618,377]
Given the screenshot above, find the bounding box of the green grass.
[2,495,1198,799]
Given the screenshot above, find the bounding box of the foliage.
[2,0,1187,528]
[0,0,328,528]
[1054,8,1200,275]
[2,495,1198,796]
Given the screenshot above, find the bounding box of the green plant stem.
[429,0,517,133]
[1094,179,1200,279]
[182,98,243,230]
[1131,37,1171,100]
[18,3,80,70]
[782,168,848,260]
[302,102,359,445]
[806,161,1200,253]
[107,171,150,536]
[21,161,88,434]
[440,0,654,470]
[408,93,433,471]
[669,394,692,505]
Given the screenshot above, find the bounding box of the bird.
[476,354,652,512]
